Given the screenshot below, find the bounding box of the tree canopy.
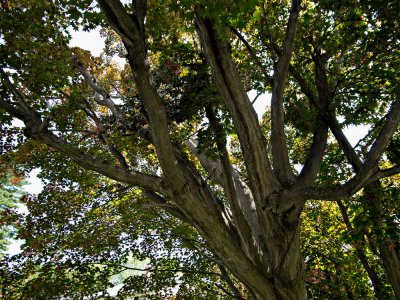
[0,0,399,299]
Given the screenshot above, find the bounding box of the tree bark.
[380,241,400,300]
[263,214,307,299]
[213,208,308,300]
[194,4,308,298]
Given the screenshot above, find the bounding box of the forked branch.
[195,10,277,217]
[270,0,301,186]
[72,57,121,119]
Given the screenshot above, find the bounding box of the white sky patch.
[248,90,271,119]
[69,27,104,56]
[23,168,43,195]
[69,27,126,67]
[343,124,370,147]
[6,239,24,256]
[6,169,42,256]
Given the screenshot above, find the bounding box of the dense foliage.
[0,0,399,299]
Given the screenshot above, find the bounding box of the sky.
[7,26,368,254]
[17,25,369,198]
[23,28,273,194]
[70,27,103,57]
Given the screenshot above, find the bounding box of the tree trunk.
[193,8,307,298]
[197,209,307,300]
[203,207,307,299]
[260,211,307,299]
[380,241,400,300]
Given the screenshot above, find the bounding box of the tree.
[0,0,399,299]
[0,172,24,256]
[301,200,392,299]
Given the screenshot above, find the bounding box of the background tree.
[301,201,391,299]
[0,171,24,256]
[0,0,399,299]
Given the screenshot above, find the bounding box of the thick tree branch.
[269,42,362,174]
[0,70,168,195]
[97,0,139,47]
[132,0,146,40]
[97,0,185,187]
[289,53,363,171]
[0,95,27,121]
[96,6,277,295]
[217,264,245,300]
[72,57,121,119]
[293,67,363,171]
[266,39,329,186]
[184,137,261,236]
[36,129,167,192]
[270,0,301,186]
[297,123,328,185]
[142,190,193,225]
[297,54,330,185]
[295,186,356,201]
[328,115,363,171]
[195,10,277,216]
[11,114,167,195]
[295,163,400,201]
[187,123,265,267]
[369,165,400,182]
[204,105,257,256]
[293,60,398,177]
[363,94,400,171]
[305,90,400,203]
[0,68,40,123]
[214,283,245,300]
[329,93,400,184]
